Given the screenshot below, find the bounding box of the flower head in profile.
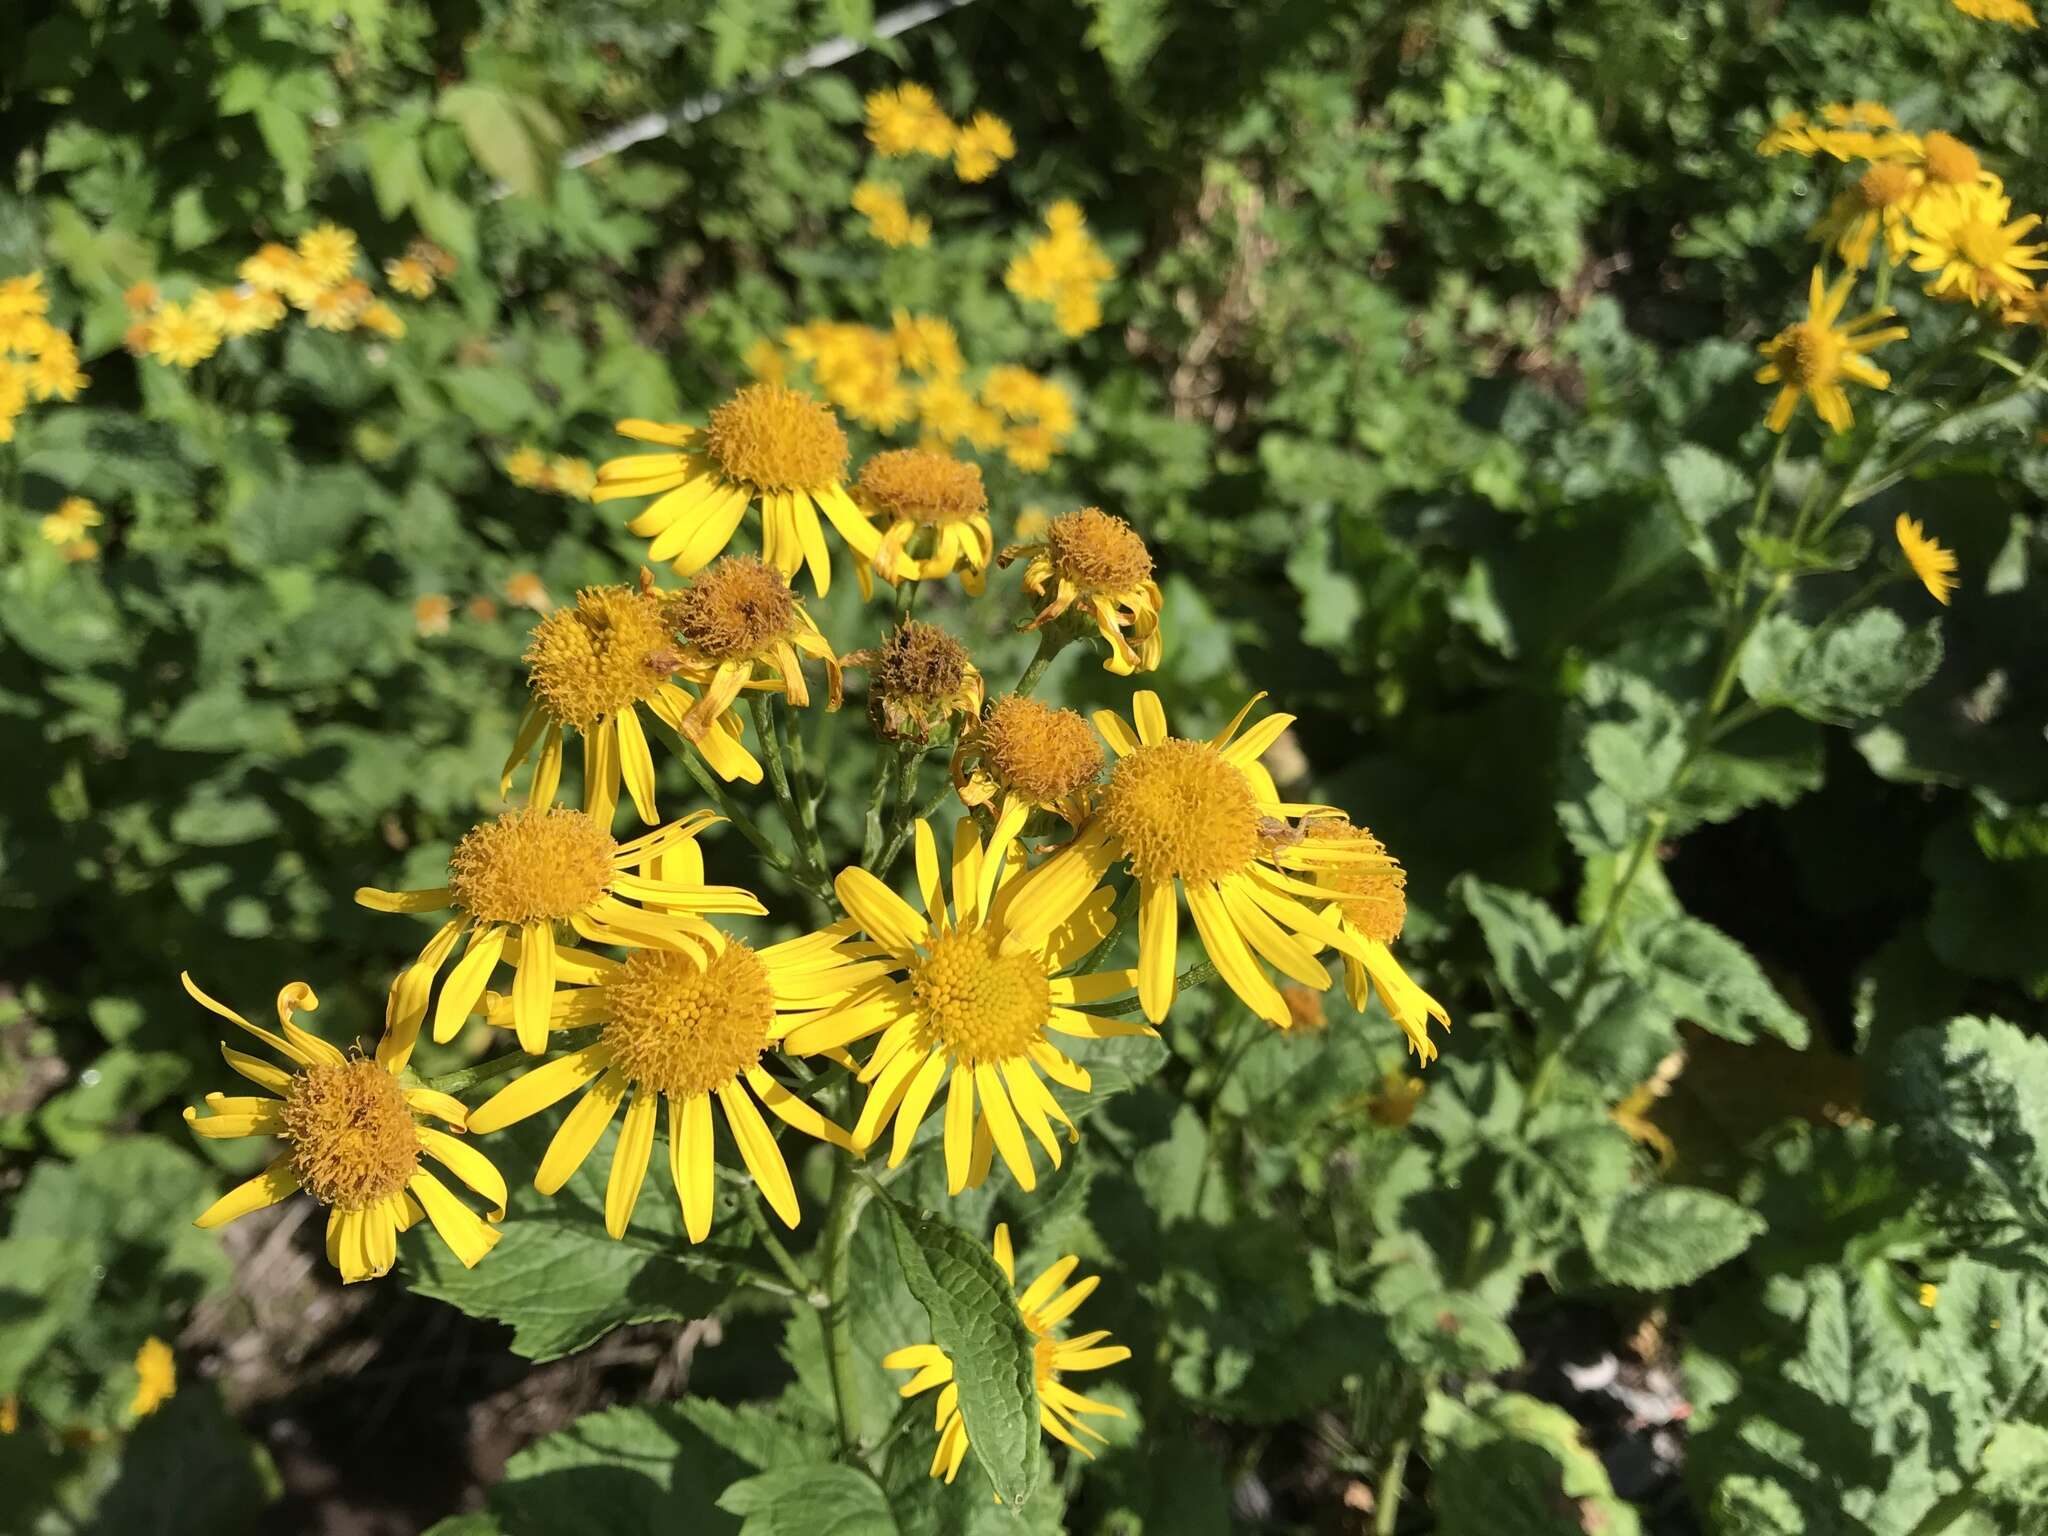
[179,974,505,1284]
[1754,269,1907,434]
[501,582,764,825]
[854,447,995,593]
[787,818,1147,1194]
[865,83,956,159]
[885,1223,1130,1481]
[129,1339,176,1419]
[952,694,1104,841]
[594,386,879,596]
[1757,103,1912,162]
[1909,131,2003,198]
[1300,818,1448,1061]
[1906,185,2044,305]
[465,928,864,1240]
[1002,692,1420,1031]
[356,808,765,1061]
[1812,161,1924,269]
[661,555,843,738]
[847,619,985,743]
[1001,508,1164,675]
[1895,514,1959,605]
[1951,0,2038,25]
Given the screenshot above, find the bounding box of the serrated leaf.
[1424,1387,1643,1536]
[719,1464,898,1536]
[876,1191,1039,1508]
[1739,609,1942,725]
[1590,1185,1763,1289]
[1630,914,1809,1047]
[1457,877,1577,1014]
[490,1404,747,1536]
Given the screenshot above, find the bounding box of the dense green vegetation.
[2,1,2045,1531]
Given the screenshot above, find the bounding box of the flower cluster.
[852,181,932,249]
[0,272,89,442]
[38,495,103,563]
[864,84,1016,183]
[1005,202,1116,338]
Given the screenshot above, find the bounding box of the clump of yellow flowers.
[0,272,89,443]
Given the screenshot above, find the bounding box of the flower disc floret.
[281,1057,421,1209]
[1919,131,1982,187]
[600,944,776,1099]
[1305,821,1408,943]
[524,585,677,730]
[669,556,799,661]
[447,808,617,925]
[1858,162,1918,209]
[910,927,1052,1066]
[1046,508,1153,593]
[704,384,849,493]
[857,448,988,525]
[873,621,970,706]
[975,696,1102,803]
[1101,739,1261,884]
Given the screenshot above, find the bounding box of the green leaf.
[0,1236,100,1393]
[438,84,563,200]
[1629,914,1809,1047]
[1977,1422,2048,1506]
[1424,1387,1644,1536]
[490,1404,747,1536]
[876,1191,1039,1508]
[1457,877,1577,1014]
[1589,1185,1763,1289]
[719,1465,898,1536]
[1739,610,1942,725]
[168,788,281,848]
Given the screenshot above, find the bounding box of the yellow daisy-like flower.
[1811,161,1924,269]
[1906,185,2045,305]
[1300,819,1449,1061]
[238,243,314,301]
[1754,269,1907,434]
[355,807,764,1060]
[952,111,1016,182]
[662,554,844,738]
[25,339,87,402]
[865,83,956,159]
[500,583,765,826]
[415,593,453,636]
[505,570,551,611]
[0,272,47,321]
[892,311,964,379]
[787,818,1147,1194]
[850,619,987,744]
[129,1338,175,1418]
[194,286,284,339]
[505,445,554,489]
[1000,508,1164,676]
[852,181,932,249]
[1895,514,1959,605]
[465,927,861,1241]
[301,281,368,332]
[551,456,597,500]
[1002,691,1406,1030]
[1951,0,2038,26]
[884,1223,1130,1481]
[178,973,505,1285]
[386,256,437,298]
[296,223,359,286]
[143,301,223,369]
[359,301,406,340]
[951,694,1105,840]
[593,385,880,596]
[39,496,101,546]
[855,447,995,593]
[1909,131,2002,197]
[1757,104,1913,163]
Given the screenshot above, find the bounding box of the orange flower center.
[1100,739,1261,885]
[282,1058,420,1209]
[601,944,776,1099]
[910,925,1050,1066]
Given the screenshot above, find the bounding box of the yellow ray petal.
[605,1085,659,1238]
[534,1068,629,1194]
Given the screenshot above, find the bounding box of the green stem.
[420,1026,601,1096]
[1375,1429,1413,1536]
[1722,429,1793,616]
[1012,626,1068,699]
[859,747,893,870]
[1095,958,1221,1017]
[675,734,796,877]
[818,1114,870,1460]
[742,1189,820,1303]
[748,694,832,900]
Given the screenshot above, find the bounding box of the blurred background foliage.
[1,0,2045,1531]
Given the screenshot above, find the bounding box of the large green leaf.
[875,1191,1039,1508]
[489,1404,747,1536]
[719,1465,898,1536]
[1588,1185,1763,1290]
[1629,914,1809,1047]
[1423,1386,1643,1536]
[1739,610,1943,726]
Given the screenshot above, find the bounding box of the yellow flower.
[854,447,995,593]
[465,927,861,1241]
[301,281,368,332]
[357,808,764,1061]
[1910,130,2002,197]
[39,496,102,546]
[0,272,48,322]
[1895,514,1959,605]
[865,83,956,159]
[0,362,24,442]
[661,555,843,738]
[953,111,1016,182]
[1919,1282,1940,1308]
[238,243,305,296]
[892,312,964,379]
[1754,269,1906,434]
[505,446,554,489]
[593,385,879,596]
[1906,185,2045,304]
[1367,1070,1426,1128]
[1951,0,2038,24]
[952,694,1105,836]
[852,181,932,248]
[144,301,223,368]
[296,223,359,286]
[123,281,160,314]
[551,457,597,500]
[385,256,437,298]
[129,1338,176,1418]
[504,570,552,611]
[1811,161,1924,269]
[59,538,101,563]
[195,286,283,339]
[790,818,1146,1193]
[847,620,986,743]
[1300,819,1449,1061]
[1000,508,1164,675]
[179,973,505,1285]
[414,593,453,636]
[1006,202,1114,336]
[742,336,786,383]
[1757,104,1914,162]
[499,584,764,826]
[1002,692,1415,1030]
[884,1224,1130,1480]
[359,301,406,340]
